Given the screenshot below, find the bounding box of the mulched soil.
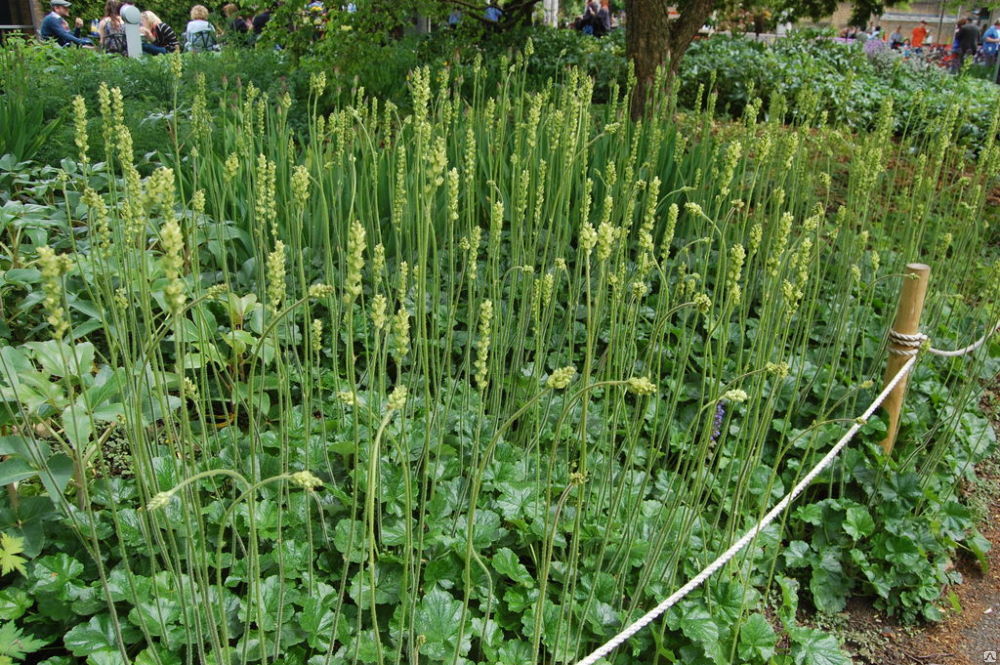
[885,458,1000,665]
[841,386,1000,665]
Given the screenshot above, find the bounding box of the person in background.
[911,19,928,49]
[184,4,221,51]
[252,6,273,34]
[574,0,599,34]
[140,10,179,53]
[484,0,502,22]
[594,0,612,36]
[305,0,327,28]
[96,0,128,55]
[223,4,251,34]
[40,0,93,46]
[953,18,979,71]
[983,19,1000,67]
[889,25,904,48]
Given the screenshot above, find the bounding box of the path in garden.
[893,465,1000,665]
[900,469,1000,665]
[845,388,1000,665]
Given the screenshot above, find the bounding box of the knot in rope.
[889,321,999,358]
[888,329,928,357]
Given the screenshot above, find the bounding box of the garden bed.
[0,39,998,665]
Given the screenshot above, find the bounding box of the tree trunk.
[625,0,670,120]
[625,0,717,119]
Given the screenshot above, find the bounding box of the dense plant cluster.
[679,35,1000,152]
[0,41,312,166]
[0,40,998,665]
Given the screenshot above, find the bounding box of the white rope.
[571,356,918,665]
[924,320,1000,358]
[888,320,999,358]
[887,330,925,357]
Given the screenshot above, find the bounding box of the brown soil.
[840,388,1000,665]
[885,458,1000,665]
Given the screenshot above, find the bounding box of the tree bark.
[625,0,717,119]
[625,0,670,120]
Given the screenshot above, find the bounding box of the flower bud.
[267,241,286,312]
[546,366,577,390]
[626,376,656,395]
[289,470,322,490]
[387,385,408,411]
[721,389,748,403]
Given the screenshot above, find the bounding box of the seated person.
[140,10,179,53]
[40,0,93,46]
[96,0,128,55]
[251,7,271,34]
[184,4,221,51]
[223,3,251,34]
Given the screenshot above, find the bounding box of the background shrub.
[0,44,309,166]
[678,34,1000,154]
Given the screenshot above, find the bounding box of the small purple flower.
[864,38,888,57]
[712,402,725,441]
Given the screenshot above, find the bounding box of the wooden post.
[28,0,44,32]
[880,263,930,454]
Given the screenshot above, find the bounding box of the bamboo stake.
[880,263,930,454]
[5,482,19,513]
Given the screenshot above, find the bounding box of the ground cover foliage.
[677,34,1000,150]
[6,29,1000,168]
[0,40,999,665]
